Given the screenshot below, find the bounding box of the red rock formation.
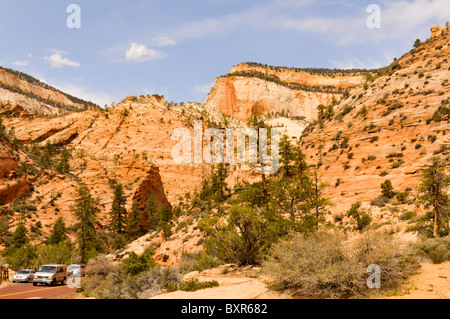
[132,165,172,209]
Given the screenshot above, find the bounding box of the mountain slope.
[298,24,450,230]
[0,65,99,115]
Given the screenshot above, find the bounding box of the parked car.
[67,264,86,277]
[32,265,68,286]
[12,269,35,283]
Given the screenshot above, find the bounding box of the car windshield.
[69,265,80,269]
[18,270,30,274]
[37,266,56,273]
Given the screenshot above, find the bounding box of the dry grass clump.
[81,254,181,299]
[263,231,419,299]
[415,236,450,264]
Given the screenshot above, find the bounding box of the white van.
[33,264,68,286]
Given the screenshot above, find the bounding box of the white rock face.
[204,76,335,122]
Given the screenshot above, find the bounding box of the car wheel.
[12,281,16,283]
[33,283,37,286]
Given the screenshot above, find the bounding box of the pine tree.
[317,104,326,123]
[109,182,127,235]
[11,211,29,248]
[211,163,229,201]
[48,217,69,245]
[279,134,294,177]
[247,115,270,201]
[0,216,12,246]
[417,157,450,237]
[157,204,173,239]
[70,182,102,264]
[381,180,396,199]
[307,168,332,231]
[293,148,309,183]
[11,224,29,249]
[55,148,71,174]
[125,202,142,241]
[144,193,158,231]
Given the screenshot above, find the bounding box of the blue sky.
[0,0,449,106]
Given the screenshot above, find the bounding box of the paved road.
[0,282,79,299]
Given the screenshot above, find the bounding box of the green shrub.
[82,254,182,299]
[178,252,223,274]
[396,192,408,204]
[370,136,379,143]
[370,195,390,207]
[168,279,219,292]
[263,231,419,299]
[399,211,416,221]
[415,237,450,263]
[198,204,290,265]
[122,251,156,277]
[346,203,372,231]
[381,180,396,199]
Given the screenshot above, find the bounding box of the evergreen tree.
[293,148,309,183]
[55,148,71,174]
[157,203,173,239]
[48,217,69,245]
[144,193,158,231]
[11,211,29,248]
[125,202,142,241]
[417,157,450,237]
[0,216,12,246]
[306,168,332,231]
[346,202,372,231]
[247,115,270,201]
[211,163,229,201]
[11,224,29,249]
[325,104,335,120]
[70,182,102,263]
[317,104,326,123]
[109,182,127,235]
[381,180,396,199]
[279,134,294,177]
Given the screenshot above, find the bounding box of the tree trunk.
[433,173,440,238]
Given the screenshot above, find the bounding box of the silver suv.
[33,265,68,286]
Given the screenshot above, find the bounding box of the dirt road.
[0,282,79,299]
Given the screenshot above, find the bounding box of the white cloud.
[125,42,164,62]
[13,60,29,66]
[151,36,177,47]
[161,0,450,46]
[275,0,450,45]
[44,50,81,68]
[27,53,34,58]
[194,82,214,94]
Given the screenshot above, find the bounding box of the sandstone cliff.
[204,63,368,122]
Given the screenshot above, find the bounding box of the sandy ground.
[151,264,290,299]
[381,262,450,299]
[152,262,449,300]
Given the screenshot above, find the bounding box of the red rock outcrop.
[132,165,172,210]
